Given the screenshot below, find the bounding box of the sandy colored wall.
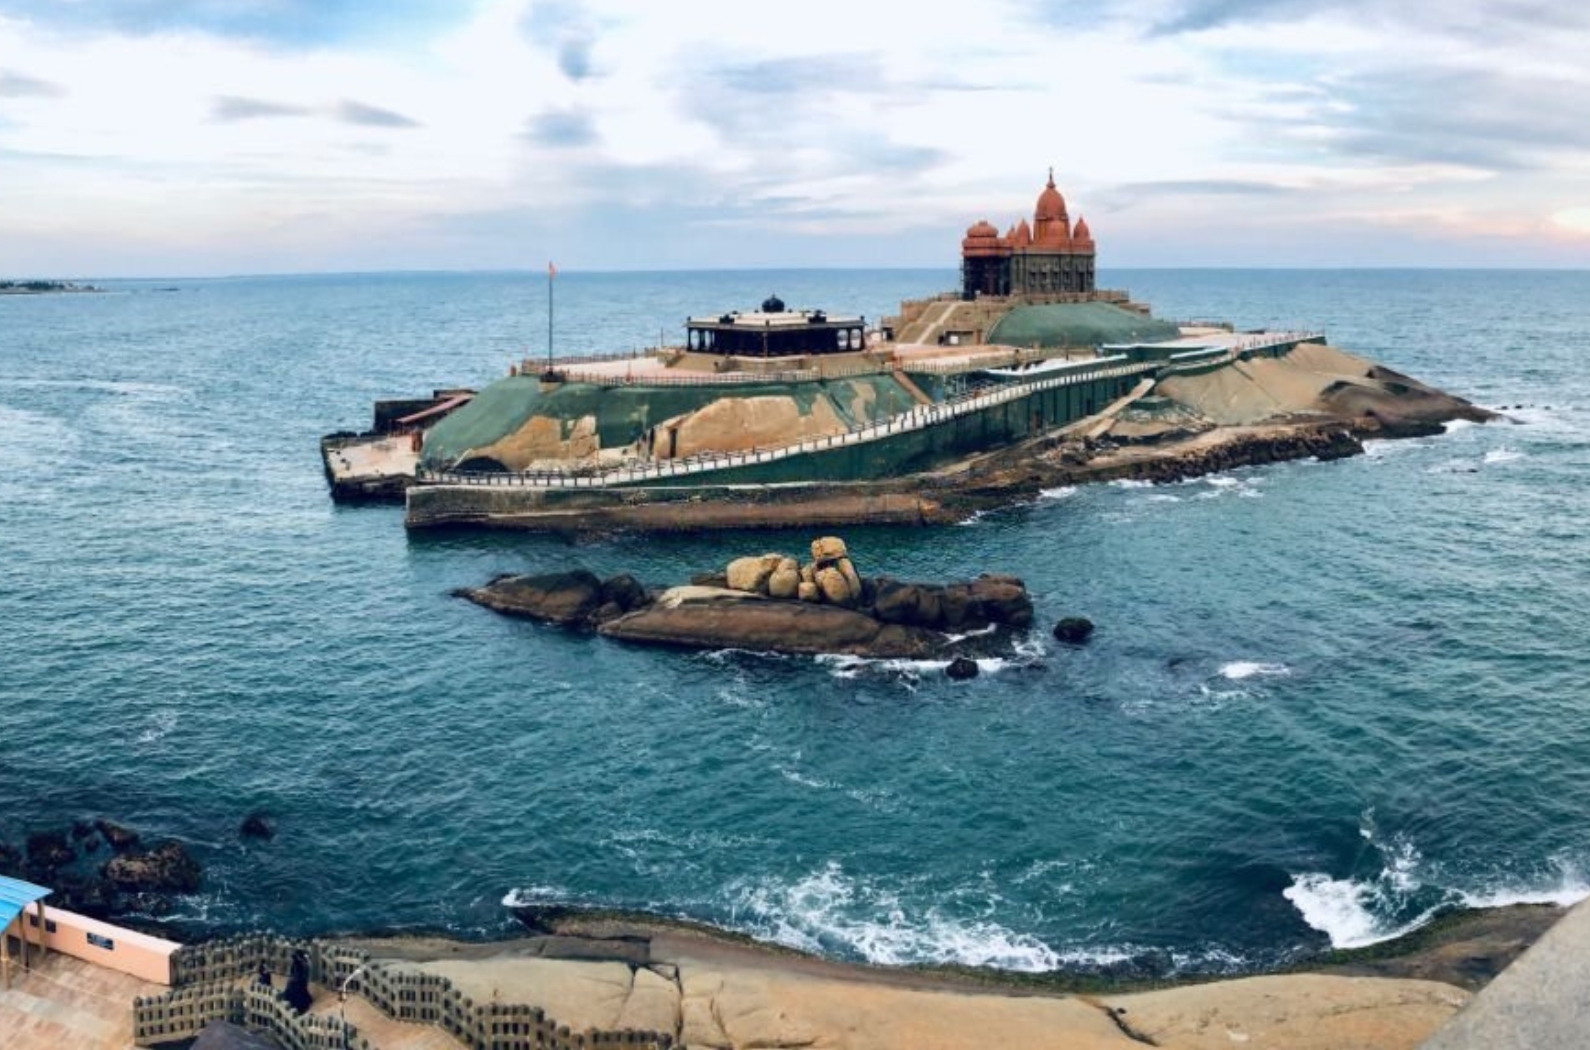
[18,906,179,985]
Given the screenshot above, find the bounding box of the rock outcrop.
[103,840,202,894]
[461,539,1036,660]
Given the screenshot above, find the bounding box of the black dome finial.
[761,293,786,313]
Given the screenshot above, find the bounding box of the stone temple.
[960,170,1097,300]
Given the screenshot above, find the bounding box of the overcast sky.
[3,0,1590,276]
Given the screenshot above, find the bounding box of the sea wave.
[727,863,1062,971]
[1218,661,1290,681]
[816,635,1044,681]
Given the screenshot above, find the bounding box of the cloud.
[0,70,66,98]
[335,100,422,129]
[0,0,465,47]
[210,95,310,122]
[522,0,599,81]
[523,110,597,147]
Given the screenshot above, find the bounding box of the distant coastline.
[0,279,101,295]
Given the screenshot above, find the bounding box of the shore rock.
[816,565,856,606]
[870,576,1033,632]
[768,561,800,599]
[103,840,201,894]
[1053,617,1095,644]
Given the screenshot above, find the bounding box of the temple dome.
[1034,170,1067,223]
[1072,216,1094,246]
[965,220,1000,238]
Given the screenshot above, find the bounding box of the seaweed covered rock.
[1053,617,1096,644]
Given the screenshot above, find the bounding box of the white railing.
[419,355,1157,490]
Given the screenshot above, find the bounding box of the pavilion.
[0,874,51,989]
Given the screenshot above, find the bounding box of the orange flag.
[548,261,557,278]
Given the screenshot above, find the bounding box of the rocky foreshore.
[457,536,1043,664]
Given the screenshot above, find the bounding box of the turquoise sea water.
[2,269,1587,975]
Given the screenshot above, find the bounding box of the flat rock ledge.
[457,568,1034,660]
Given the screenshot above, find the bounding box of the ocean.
[2,268,1587,975]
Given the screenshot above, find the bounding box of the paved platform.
[0,952,160,1050]
[1420,896,1590,1049]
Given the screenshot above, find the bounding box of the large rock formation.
[460,540,1036,660]
[103,840,202,894]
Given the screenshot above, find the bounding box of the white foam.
[1282,872,1442,949]
[500,885,568,908]
[729,863,1062,971]
[1218,661,1290,681]
[1039,485,1077,500]
[1205,475,1242,488]
[1109,478,1155,489]
[1459,867,1590,910]
[1482,448,1523,464]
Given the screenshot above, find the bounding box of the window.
[87,932,115,950]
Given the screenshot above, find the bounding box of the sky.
[2,0,1590,276]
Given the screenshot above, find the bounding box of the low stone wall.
[141,935,675,1050]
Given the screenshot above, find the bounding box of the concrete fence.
[137,935,674,1050]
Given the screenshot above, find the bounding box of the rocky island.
[321,173,1495,532]
[458,536,1040,669]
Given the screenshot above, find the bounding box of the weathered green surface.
[419,373,919,468]
[987,302,1180,349]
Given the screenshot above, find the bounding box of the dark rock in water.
[1053,617,1096,644]
[592,601,625,624]
[600,573,649,613]
[458,569,604,626]
[239,812,276,840]
[946,656,980,680]
[602,593,942,659]
[0,840,21,876]
[26,830,75,869]
[96,819,141,851]
[103,840,201,893]
[968,574,1034,627]
[71,820,96,841]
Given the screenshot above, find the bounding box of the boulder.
[768,563,800,599]
[799,563,817,584]
[871,580,945,629]
[456,570,603,625]
[592,601,626,624]
[26,831,74,869]
[726,554,785,594]
[0,841,19,876]
[946,656,981,680]
[599,574,649,613]
[815,566,855,607]
[835,556,863,598]
[690,571,729,589]
[810,536,848,564]
[103,840,201,894]
[968,574,1034,627]
[1053,617,1096,644]
[70,820,96,841]
[797,581,819,603]
[96,819,140,851]
[239,812,276,841]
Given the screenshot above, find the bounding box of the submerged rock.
[239,812,276,840]
[1053,617,1096,644]
[946,656,980,680]
[96,819,141,851]
[103,840,201,894]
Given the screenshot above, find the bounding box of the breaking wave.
[726,863,1062,971]
[1218,661,1290,681]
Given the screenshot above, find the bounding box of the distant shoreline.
[0,280,101,295]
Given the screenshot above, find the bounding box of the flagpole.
[546,262,555,372]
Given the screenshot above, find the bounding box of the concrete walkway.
[1420,896,1590,1049]
[0,952,158,1050]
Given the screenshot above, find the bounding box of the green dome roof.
[987,302,1180,349]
